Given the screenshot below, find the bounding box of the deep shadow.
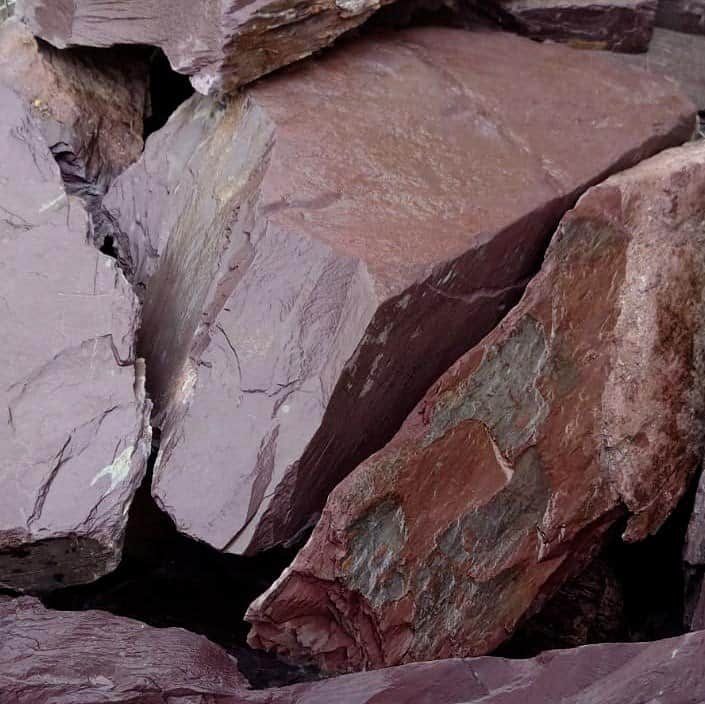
[143,49,194,138]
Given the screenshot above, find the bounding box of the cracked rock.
[0,85,151,593]
[246,140,705,671]
[16,0,398,95]
[103,28,695,558]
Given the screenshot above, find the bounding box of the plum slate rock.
[0,17,147,192]
[3,599,705,704]
[246,141,705,671]
[101,28,695,557]
[0,86,151,593]
[478,0,657,51]
[0,597,248,703]
[657,0,705,34]
[16,0,398,95]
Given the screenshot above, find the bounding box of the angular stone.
[478,0,656,51]
[0,596,248,702]
[102,28,695,558]
[16,0,399,95]
[246,140,705,671]
[0,85,151,593]
[657,0,705,34]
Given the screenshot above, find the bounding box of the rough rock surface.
[0,17,147,191]
[103,28,695,558]
[0,596,248,703]
[478,0,656,51]
[657,0,705,33]
[685,470,705,629]
[246,140,705,671]
[0,85,151,592]
[3,598,705,704]
[16,0,399,95]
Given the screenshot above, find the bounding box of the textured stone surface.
[246,140,705,671]
[0,17,147,191]
[657,0,705,33]
[0,596,248,703]
[102,28,695,558]
[0,85,151,592]
[16,0,398,95]
[685,470,705,629]
[478,0,656,51]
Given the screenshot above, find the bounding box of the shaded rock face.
[684,470,705,629]
[102,28,696,559]
[0,85,151,593]
[475,0,656,51]
[657,0,705,34]
[246,141,705,671]
[16,0,399,95]
[0,596,248,703]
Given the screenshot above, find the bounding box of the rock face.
[684,471,705,629]
[478,0,656,51]
[102,28,696,558]
[657,0,705,34]
[16,0,399,95]
[0,597,248,703]
[246,140,705,671]
[0,85,151,593]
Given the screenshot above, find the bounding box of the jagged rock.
[475,0,656,51]
[16,0,400,95]
[0,17,147,191]
[657,0,705,33]
[3,597,705,704]
[246,140,705,671]
[685,471,705,629]
[0,85,151,593]
[0,596,248,703]
[102,28,695,558]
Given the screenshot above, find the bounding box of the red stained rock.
[657,0,705,34]
[0,85,151,592]
[102,28,695,558]
[16,0,398,94]
[246,140,705,671]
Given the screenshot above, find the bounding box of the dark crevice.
[99,234,118,259]
[41,429,320,690]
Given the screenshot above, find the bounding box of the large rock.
[3,597,705,704]
[0,597,248,703]
[246,140,705,671]
[103,28,695,557]
[476,0,656,51]
[0,85,151,593]
[16,0,399,95]
[657,0,705,34]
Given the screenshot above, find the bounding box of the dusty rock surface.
[16,0,400,94]
[657,0,705,33]
[0,85,151,592]
[246,140,705,671]
[102,28,697,558]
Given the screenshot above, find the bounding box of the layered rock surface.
[246,140,705,671]
[0,85,151,592]
[16,0,399,95]
[103,28,696,558]
[657,0,705,33]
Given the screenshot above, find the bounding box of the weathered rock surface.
[476,0,656,51]
[657,0,705,33]
[0,85,151,592]
[0,596,248,703]
[16,0,399,95]
[103,28,695,558]
[685,470,705,629]
[246,140,705,671]
[3,598,705,704]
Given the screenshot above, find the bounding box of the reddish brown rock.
[246,140,705,671]
[16,0,399,95]
[477,0,656,51]
[102,28,695,558]
[657,0,705,33]
[0,85,151,592]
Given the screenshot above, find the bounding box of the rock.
[3,597,705,704]
[102,28,695,558]
[246,140,705,671]
[0,85,151,593]
[1,0,14,21]
[657,0,705,34]
[684,471,705,629]
[16,0,399,95]
[0,596,248,703]
[475,0,656,52]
